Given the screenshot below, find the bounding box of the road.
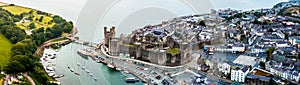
[24,72,36,85]
[3,75,9,85]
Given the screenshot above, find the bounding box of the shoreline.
[35,27,78,82]
[35,27,78,57]
[95,43,186,84]
[96,44,148,83]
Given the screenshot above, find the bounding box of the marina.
[43,43,144,85]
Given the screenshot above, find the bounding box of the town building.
[246,68,273,85]
[231,66,250,82]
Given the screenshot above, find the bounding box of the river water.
[0,0,286,85]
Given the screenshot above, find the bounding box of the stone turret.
[109,38,119,56]
[149,49,167,65]
[104,26,116,47]
[180,42,192,65]
[134,42,142,59]
[157,50,167,65]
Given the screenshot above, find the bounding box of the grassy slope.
[2,5,31,15]
[0,32,12,70]
[3,6,55,30]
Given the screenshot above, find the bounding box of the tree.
[29,23,35,29]
[11,39,37,56]
[198,20,206,27]
[253,19,261,24]
[266,47,275,61]
[0,25,26,44]
[39,16,44,22]
[63,21,73,33]
[284,32,289,40]
[52,15,64,23]
[13,17,21,22]
[11,42,27,56]
[4,60,25,74]
[35,27,45,33]
[259,61,265,69]
[12,55,35,71]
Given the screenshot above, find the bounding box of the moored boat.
[125,77,139,83]
[107,64,115,68]
[77,49,89,59]
[116,68,121,71]
[74,72,80,75]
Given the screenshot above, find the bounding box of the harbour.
[42,43,144,85]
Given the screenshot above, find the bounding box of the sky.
[211,0,289,10]
[1,0,290,10]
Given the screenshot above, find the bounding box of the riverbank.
[95,43,184,84]
[35,27,78,57]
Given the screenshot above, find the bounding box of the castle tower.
[109,38,119,56]
[110,26,116,37]
[104,27,108,46]
[180,42,192,65]
[134,42,142,59]
[157,50,167,65]
[104,26,116,47]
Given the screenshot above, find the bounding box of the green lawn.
[51,38,68,43]
[2,6,31,15]
[167,48,180,55]
[0,32,12,70]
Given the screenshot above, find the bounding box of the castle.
[103,26,193,66]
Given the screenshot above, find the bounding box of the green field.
[0,32,13,70]
[2,5,56,30]
[2,5,31,15]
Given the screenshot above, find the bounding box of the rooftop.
[249,68,273,77]
[233,55,258,66]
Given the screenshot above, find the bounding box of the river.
[0,0,287,85]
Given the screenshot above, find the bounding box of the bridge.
[65,36,99,48]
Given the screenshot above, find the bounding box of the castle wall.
[141,49,150,61]
[157,50,167,65]
[148,49,167,65]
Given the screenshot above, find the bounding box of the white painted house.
[231,66,250,82]
[218,62,232,75]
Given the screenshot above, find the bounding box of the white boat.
[116,68,121,71]
[70,69,74,72]
[48,73,55,77]
[86,69,90,73]
[81,66,85,69]
[124,71,129,74]
[107,64,115,68]
[89,73,93,76]
[125,77,139,83]
[77,63,80,66]
[74,72,80,75]
[94,78,98,81]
